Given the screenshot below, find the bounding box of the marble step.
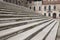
[8,20,57,40]
[0,14,40,16]
[6,19,54,40]
[31,20,56,40]
[0,17,42,20]
[0,18,48,24]
[0,13,40,16]
[0,14,40,17]
[0,19,47,27]
[55,20,60,40]
[0,19,52,40]
[0,19,49,31]
[45,21,59,40]
[0,11,16,14]
[0,9,15,12]
[0,18,47,20]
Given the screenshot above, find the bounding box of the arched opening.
[53,13,56,18]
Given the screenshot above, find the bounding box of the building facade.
[28,0,42,13]
[28,0,60,18]
[42,0,60,18]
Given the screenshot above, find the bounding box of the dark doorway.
[53,13,56,18]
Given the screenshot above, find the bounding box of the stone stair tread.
[0,21,15,24]
[0,9,14,12]
[0,9,6,11]
[0,18,47,24]
[0,18,46,20]
[0,19,46,27]
[0,14,38,16]
[0,14,40,17]
[45,21,59,40]
[7,19,54,40]
[0,17,41,19]
[0,18,41,22]
[0,19,51,39]
[0,18,25,20]
[31,20,56,40]
[0,11,15,13]
[0,19,46,31]
[0,18,22,20]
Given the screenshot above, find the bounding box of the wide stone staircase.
[0,1,59,40]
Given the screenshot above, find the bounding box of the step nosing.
[0,19,46,31]
[43,22,57,40]
[0,19,52,40]
[24,20,55,40]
